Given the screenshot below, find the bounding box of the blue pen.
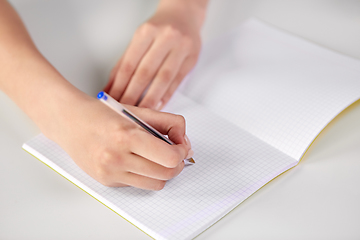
[97,91,195,165]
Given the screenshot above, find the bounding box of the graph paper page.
[23,93,296,240]
[179,19,360,160]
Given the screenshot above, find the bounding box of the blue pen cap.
[97,91,108,100]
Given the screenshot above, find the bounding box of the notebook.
[23,19,360,240]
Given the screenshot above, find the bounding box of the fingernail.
[184,135,192,148]
[156,101,163,110]
[186,149,194,159]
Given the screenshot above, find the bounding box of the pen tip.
[184,158,195,165]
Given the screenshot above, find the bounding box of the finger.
[130,129,188,168]
[99,150,184,189]
[104,57,123,93]
[160,57,197,109]
[123,153,185,180]
[108,33,155,101]
[125,106,187,145]
[138,46,188,109]
[104,75,115,94]
[103,182,129,188]
[120,35,177,106]
[110,57,123,84]
[118,172,168,191]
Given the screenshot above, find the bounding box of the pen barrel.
[97,92,125,113]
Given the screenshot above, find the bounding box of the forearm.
[0,1,192,190]
[0,0,86,139]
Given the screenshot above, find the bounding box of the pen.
[97,91,195,165]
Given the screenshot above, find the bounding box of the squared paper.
[179,19,360,160]
[24,94,297,240]
[23,19,360,239]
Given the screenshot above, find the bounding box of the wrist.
[156,0,208,30]
[36,81,91,142]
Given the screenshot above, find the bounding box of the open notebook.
[23,19,360,240]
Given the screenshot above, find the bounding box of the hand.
[50,95,193,190]
[104,0,206,109]
[0,0,194,191]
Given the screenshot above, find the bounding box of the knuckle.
[137,66,151,80]
[95,151,127,187]
[113,130,127,146]
[94,167,112,186]
[158,69,172,83]
[177,70,187,80]
[121,62,135,75]
[175,114,186,128]
[177,66,191,81]
[166,153,181,168]
[113,126,136,146]
[137,22,157,36]
[162,25,180,40]
[163,168,178,180]
[98,150,115,167]
[141,98,157,109]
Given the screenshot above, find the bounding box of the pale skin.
[105,0,208,110]
[0,0,208,190]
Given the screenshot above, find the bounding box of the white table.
[1,0,359,239]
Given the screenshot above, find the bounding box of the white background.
[1,0,359,239]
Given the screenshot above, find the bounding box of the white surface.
[1,0,359,239]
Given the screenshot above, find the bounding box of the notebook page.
[23,93,296,240]
[179,19,360,161]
